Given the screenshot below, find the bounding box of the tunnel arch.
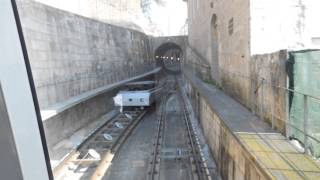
[154,42,183,74]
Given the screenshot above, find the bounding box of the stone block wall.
[184,78,270,180]
[200,99,269,180]
[187,0,298,135]
[249,50,288,133]
[17,1,154,109]
[187,0,251,107]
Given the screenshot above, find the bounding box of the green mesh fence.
[288,50,320,157]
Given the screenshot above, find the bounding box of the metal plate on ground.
[161,148,190,159]
[103,133,113,141]
[115,122,124,129]
[88,149,101,159]
[125,113,133,120]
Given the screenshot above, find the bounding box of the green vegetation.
[203,78,222,90]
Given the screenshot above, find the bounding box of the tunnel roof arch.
[154,42,183,74]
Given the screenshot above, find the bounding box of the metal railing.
[184,47,320,156]
[219,68,320,146]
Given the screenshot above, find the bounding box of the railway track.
[147,78,212,180]
[147,93,168,180]
[53,110,146,180]
[178,86,212,180]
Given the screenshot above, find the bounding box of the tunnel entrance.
[155,43,183,74]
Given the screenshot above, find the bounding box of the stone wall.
[187,0,311,133]
[187,0,251,107]
[16,0,159,155]
[17,1,154,109]
[187,0,320,109]
[249,50,288,133]
[183,77,270,180]
[199,98,269,180]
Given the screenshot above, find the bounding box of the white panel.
[0,1,49,180]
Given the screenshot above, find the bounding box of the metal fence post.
[251,78,255,115]
[260,79,264,120]
[285,89,291,138]
[271,88,275,130]
[304,94,309,153]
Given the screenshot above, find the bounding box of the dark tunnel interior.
[154,43,183,74]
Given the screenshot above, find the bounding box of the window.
[228,18,234,35]
[210,2,214,8]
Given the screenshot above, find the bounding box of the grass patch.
[203,78,222,90]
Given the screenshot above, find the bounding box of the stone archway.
[154,42,183,74]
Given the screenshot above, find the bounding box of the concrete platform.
[183,70,320,180]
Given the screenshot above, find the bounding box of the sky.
[145,0,188,36]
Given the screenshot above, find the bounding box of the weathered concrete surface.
[15,1,165,161]
[187,0,251,108]
[41,68,161,120]
[249,50,288,134]
[182,70,320,180]
[17,0,154,109]
[42,71,157,157]
[43,88,118,151]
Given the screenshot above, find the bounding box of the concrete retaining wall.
[184,71,320,179]
[17,0,154,109]
[249,50,288,133]
[44,88,118,150]
[16,1,157,155]
[199,99,268,180]
[184,76,270,180]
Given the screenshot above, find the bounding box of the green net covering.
[288,50,320,157]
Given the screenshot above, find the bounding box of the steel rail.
[53,110,146,180]
[90,111,147,180]
[52,113,120,178]
[180,96,208,180]
[177,77,211,180]
[147,94,168,180]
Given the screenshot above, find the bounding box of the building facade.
[187,0,320,132]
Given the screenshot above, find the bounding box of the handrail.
[185,48,320,155]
